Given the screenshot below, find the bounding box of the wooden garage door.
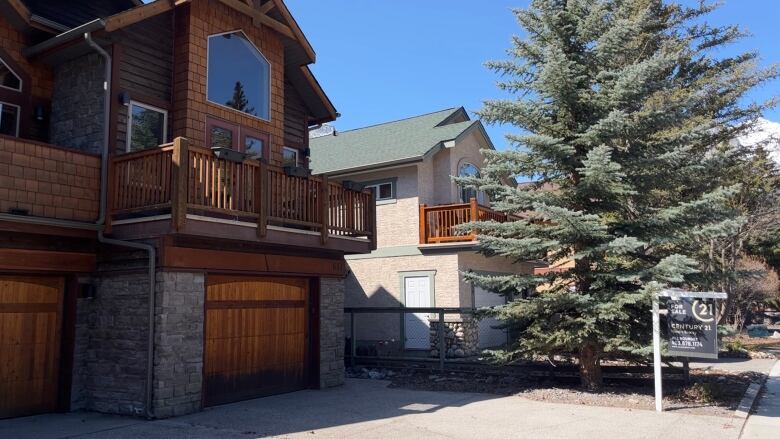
[0,276,64,419]
[204,276,309,406]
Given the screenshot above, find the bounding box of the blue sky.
[285,0,780,150]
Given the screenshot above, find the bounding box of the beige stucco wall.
[345,249,533,343]
[345,165,420,248]
[345,253,460,343]
[432,129,490,206]
[457,251,535,306]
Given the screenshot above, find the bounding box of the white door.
[404,276,431,350]
[475,286,507,349]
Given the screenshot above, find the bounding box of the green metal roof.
[310,107,479,175]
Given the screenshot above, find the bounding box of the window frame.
[0,57,22,93]
[281,146,301,168]
[241,126,270,161]
[205,29,272,122]
[458,162,482,203]
[364,178,397,204]
[125,100,168,153]
[0,101,20,137]
[205,116,271,161]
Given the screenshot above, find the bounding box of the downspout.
[84,32,157,419]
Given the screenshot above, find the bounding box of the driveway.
[0,379,746,439]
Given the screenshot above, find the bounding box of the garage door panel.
[0,276,64,419]
[204,277,309,407]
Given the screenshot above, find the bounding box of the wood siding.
[172,0,287,166]
[203,276,309,406]
[0,276,64,419]
[114,12,175,154]
[0,136,100,221]
[283,80,308,150]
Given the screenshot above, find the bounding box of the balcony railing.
[419,198,514,244]
[108,138,376,244]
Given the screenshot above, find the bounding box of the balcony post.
[369,189,377,250]
[171,137,189,232]
[320,174,329,244]
[469,197,479,239]
[104,157,115,234]
[419,204,427,244]
[257,161,268,238]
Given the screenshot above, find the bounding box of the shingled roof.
[310,107,484,175]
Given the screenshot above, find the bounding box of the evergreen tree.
[226,81,255,115]
[460,0,777,389]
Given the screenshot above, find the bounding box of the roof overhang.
[23,19,107,62]
[318,156,425,178]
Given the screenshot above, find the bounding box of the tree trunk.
[578,342,603,391]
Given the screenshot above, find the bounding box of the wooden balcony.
[107,138,376,253]
[419,198,513,244]
[0,135,100,223]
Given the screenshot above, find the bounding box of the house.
[310,108,534,358]
[0,0,376,420]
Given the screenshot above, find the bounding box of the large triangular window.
[207,31,270,120]
[0,57,22,92]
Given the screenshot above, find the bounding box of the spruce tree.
[461,0,777,389]
[226,81,255,115]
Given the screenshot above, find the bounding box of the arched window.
[459,163,481,203]
[207,31,271,120]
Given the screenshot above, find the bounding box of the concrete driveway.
[0,379,744,439]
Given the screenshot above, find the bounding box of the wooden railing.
[419,198,513,244]
[329,182,374,238]
[108,138,375,245]
[111,143,174,213]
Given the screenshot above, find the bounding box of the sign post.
[652,289,727,412]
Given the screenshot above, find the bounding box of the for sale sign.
[666,298,718,359]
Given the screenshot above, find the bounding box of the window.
[207,31,270,120]
[0,58,21,92]
[282,147,300,168]
[0,102,19,137]
[366,181,395,202]
[458,163,481,203]
[126,101,167,152]
[206,117,269,159]
[244,136,264,158]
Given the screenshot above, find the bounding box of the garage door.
[474,286,507,349]
[0,276,64,419]
[204,276,310,407]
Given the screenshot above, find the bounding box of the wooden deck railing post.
[257,161,268,237]
[171,137,189,231]
[104,157,115,234]
[469,197,479,239]
[369,189,377,250]
[320,174,329,244]
[419,204,427,244]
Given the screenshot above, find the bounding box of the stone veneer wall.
[152,272,205,419]
[320,277,345,388]
[71,273,151,415]
[73,270,343,416]
[49,53,105,155]
[429,318,479,358]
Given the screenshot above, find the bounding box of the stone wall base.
[429,318,479,357]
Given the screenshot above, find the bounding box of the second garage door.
[204,276,310,407]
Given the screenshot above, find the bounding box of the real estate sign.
[666,297,718,359]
